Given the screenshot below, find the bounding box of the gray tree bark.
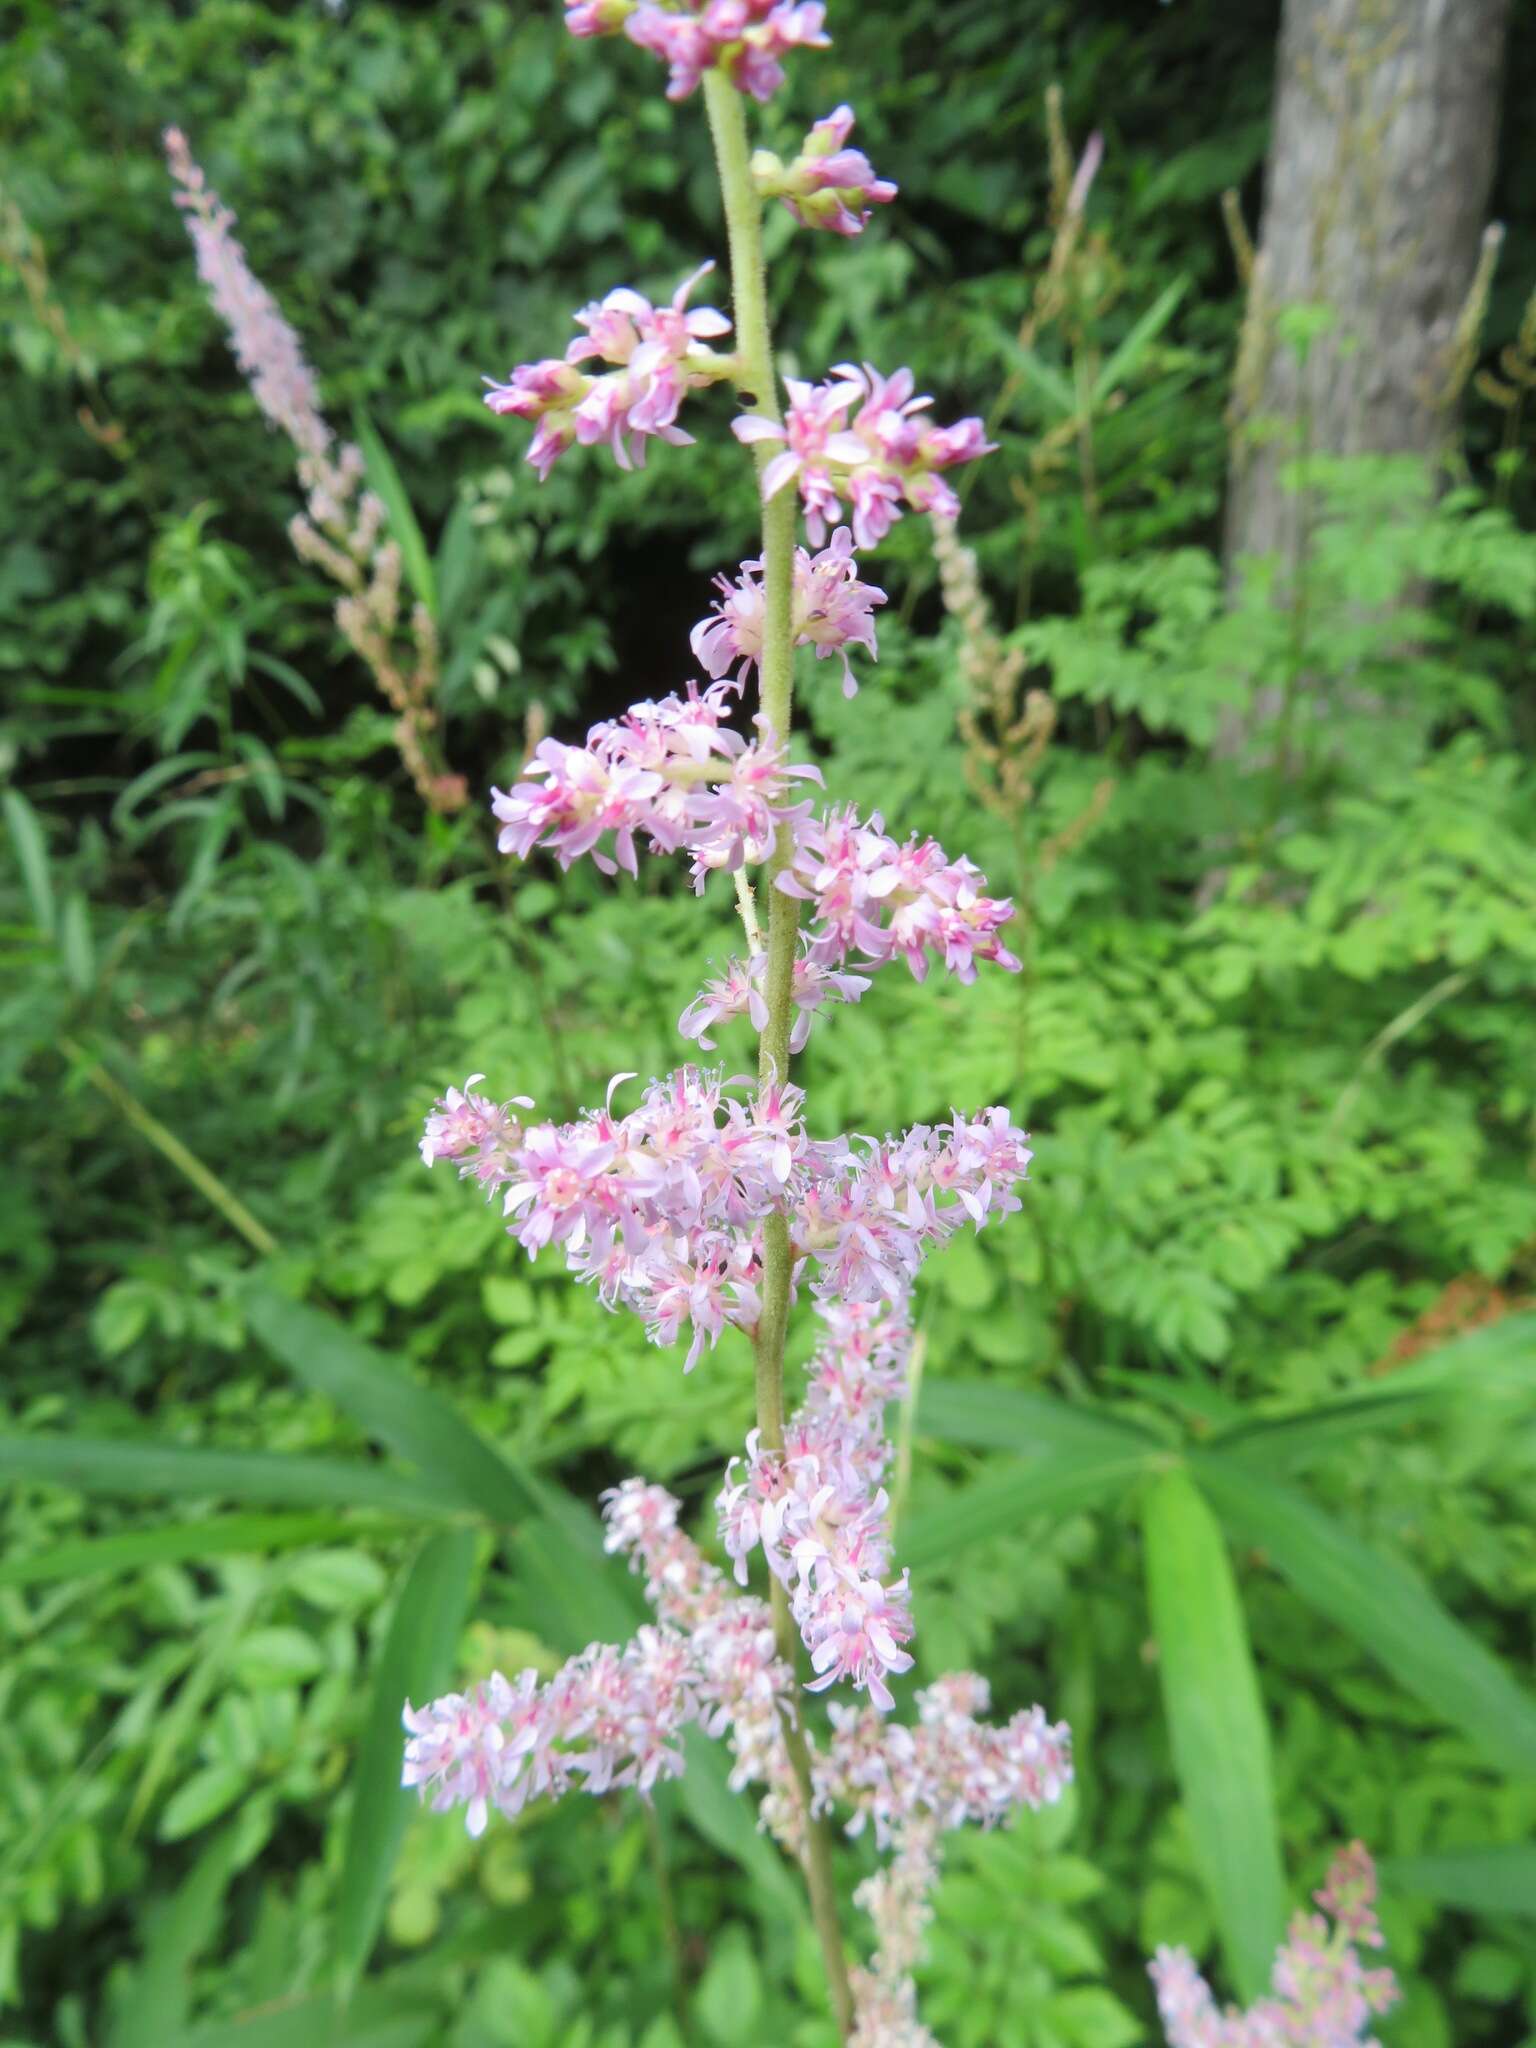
[1224,0,1512,584]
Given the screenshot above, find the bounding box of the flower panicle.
[163,128,466,813]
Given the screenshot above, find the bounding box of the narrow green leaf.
[0,1433,453,1520]
[3,787,55,935]
[901,1445,1148,1568]
[918,1379,1155,1459]
[336,1528,478,1995]
[1195,1451,1536,1777]
[107,1822,246,2048]
[1380,1843,1536,1920]
[1210,1312,1536,1468]
[244,1285,547,1527]
[58,890,95,994]
[675,1731,806,1929]
[1091,275,1190,403]
[1142,1464,1286,2000]
[0,1511,365,1588]
[353,409,438,619]
[157,1762,251,1843]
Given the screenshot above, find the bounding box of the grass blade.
[0,1434,453,1519]
[918,1379,1155,1459]
[1195,1451,1536,1776]
[0,1512,371,1588]
[244,1285,548,1528]
[1091,275,1189,404]
[1142,1464,1286,2000]
[353,409,438,620]
[3,786,55,935]
[1380,1843,1536,1919]
[1209,1311,1536,1468]
[901,1445,1149,1568]
[336,1528,478,1996]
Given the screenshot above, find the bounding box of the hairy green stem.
[703,72,853,2043]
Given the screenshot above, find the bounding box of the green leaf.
[108,1821,247,2046]
[290,1548,389,1612]
[1209,1312,1536,1468]
[0,1432,454,1519]
[354,409,438,619]
[694,1925,764,2046]
[1195,1452,1536,1776]
[1091,276,1189,404]
[674,1730,806,1930]
[901,1443,1148,1567]
[157,1763,251,1843]
[244,1284,548,1527]
[1381,1843,1536,1920]
[3,787,55,936]
[335,1528,478,1996]
[0,1512,364,1588]
[230,1625,325,1688]
[918,1379,1155,1459]
[1142,1464,1286,2000]
[58,889,95,994]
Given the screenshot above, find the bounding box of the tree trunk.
[1224,0,1511,584]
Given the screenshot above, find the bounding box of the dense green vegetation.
[4,3,1536,2044]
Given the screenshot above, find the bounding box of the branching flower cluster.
[1150,1844,1399,2048]
[231,9,1405,2046]
[163,129,466,815]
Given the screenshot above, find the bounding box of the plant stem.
[703,72,853,2044]
[63,1037,280,1258]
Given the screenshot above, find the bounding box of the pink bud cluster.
[735,365,994,547]
[485,263,735,479]
[1150,1844,1398,2048]
[565,0,829,103]
[752,106,898,237]
[679,939,872,1053]
[401,1626,697,1839]
[491,679,820,888]
[691,526,887,697]
[163,130,465,814]
[781,806,1022,987]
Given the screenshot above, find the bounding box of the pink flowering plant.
[402,11,1073,2040]
[159,16,1411,2043]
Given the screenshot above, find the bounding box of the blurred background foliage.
[4,1,1536,2044]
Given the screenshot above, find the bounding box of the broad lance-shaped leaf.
[918,1378,1156,1459]
[0,1512,376,1588]
[249,1286,800,1921]
[0,1434,454,1520]
[1194,1450,1536,1777]
[901,1443,1152,1569]
[354,407,438,620]
[1380,1843,1536,1920]
[336,1528,478,1996]
[244,1284,569,1534]
[1142,1464,1286,2002]
[1208,1310,1536,1469]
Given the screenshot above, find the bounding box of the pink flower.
[735,366,994,546]
[679,940,870,1052]
[490,683,821,887]
[485,265,733,478]
[616,0,829,102]
[1148,1844,1398,2048]
[753,105,898,237]
[776,804,1021,986]
[692,527,886,696]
